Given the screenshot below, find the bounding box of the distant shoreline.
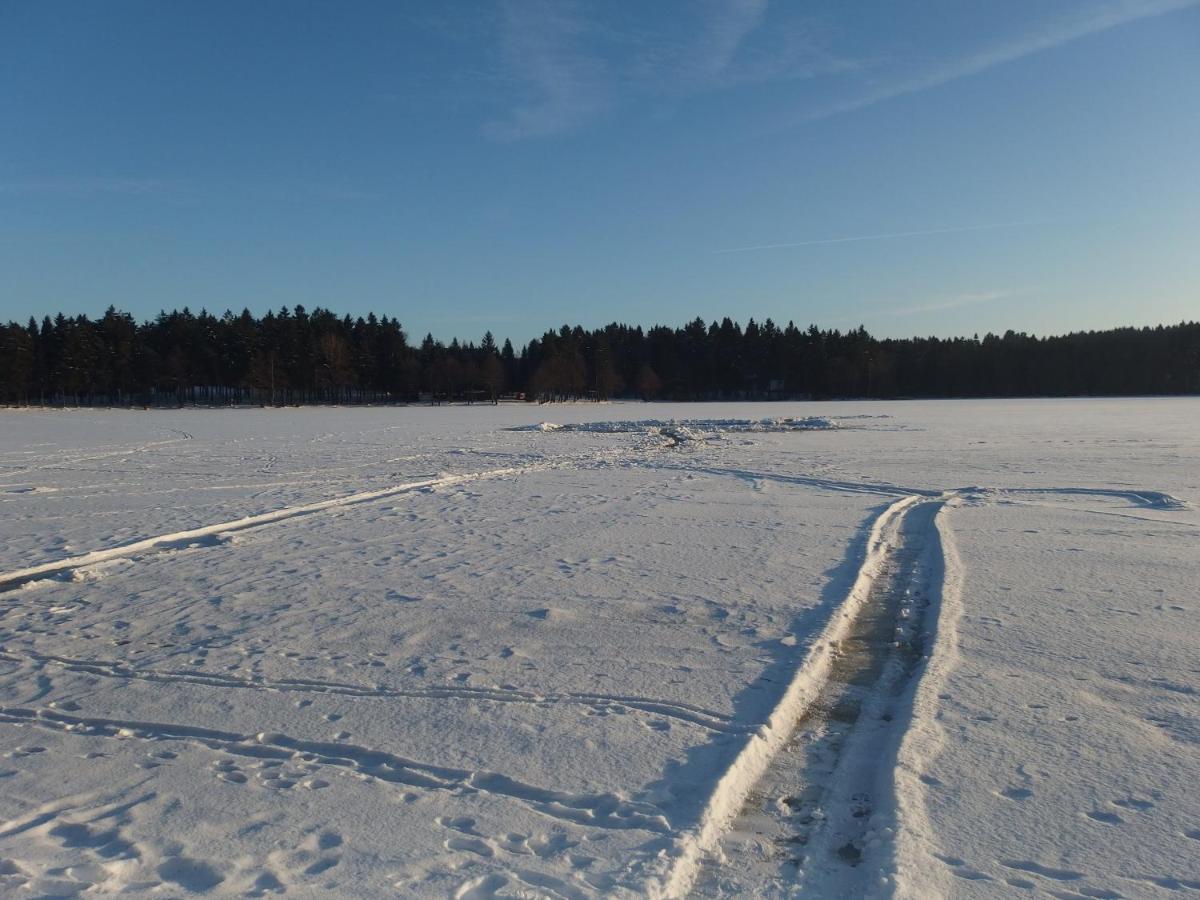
[3,310,1198,406]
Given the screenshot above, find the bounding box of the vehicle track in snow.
[0,471,506,593]
[652,481,1186,898]
[686,497,945,898]
[642,492,927,898]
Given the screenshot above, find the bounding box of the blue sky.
[1,0,1197,344]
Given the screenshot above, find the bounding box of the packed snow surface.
[0,400,1196,897]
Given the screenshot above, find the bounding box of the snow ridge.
[515,416,838,436]
[890,498,967,898]
[645,493,922,899]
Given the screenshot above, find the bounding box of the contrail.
[714,220,1038,254]
[793,0,1200,125]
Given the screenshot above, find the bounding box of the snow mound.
[514,416,838,438]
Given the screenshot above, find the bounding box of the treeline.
[1,306,1198,406]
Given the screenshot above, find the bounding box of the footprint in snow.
[303,857,340,876]
[157,856,225,893]
[999,859,1083,881]
[1000,787,1034,801]
[498,833,532,854]
[454,872,508,899]
[246,871,285,896]
[528,831,577,858]
[436,816,480,835]
[1113,797,1155,811]
[445,836,493,858]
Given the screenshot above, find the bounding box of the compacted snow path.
[645,492,927,897]
[690,496,945,898]
[683,481,1194,898]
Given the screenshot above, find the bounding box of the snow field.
[894,494,1200,898]
[0,399,1197,897]
[0,408,876,895]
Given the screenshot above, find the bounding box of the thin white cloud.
[674,4,863,91]
[482,0,610,141]
[684,0,768,83]
[714,220,1038,254]
[802,0,1200,122]
[0,177,178,195]
[478,0,1197,140]
[481,1,861,140]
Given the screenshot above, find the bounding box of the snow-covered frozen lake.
[0,400,1196,898]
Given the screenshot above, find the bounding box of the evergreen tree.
[1,307,1197,406]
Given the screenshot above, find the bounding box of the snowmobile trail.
[670,479,1187,898]
[644,492,927,898]
[0,470,516,593]
[774,497,945,898]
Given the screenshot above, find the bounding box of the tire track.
[643,492,925,899]
[779,498,945,897]
[654,464,934,499]
[676,480,1187,897]
[981,485,1187,510]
